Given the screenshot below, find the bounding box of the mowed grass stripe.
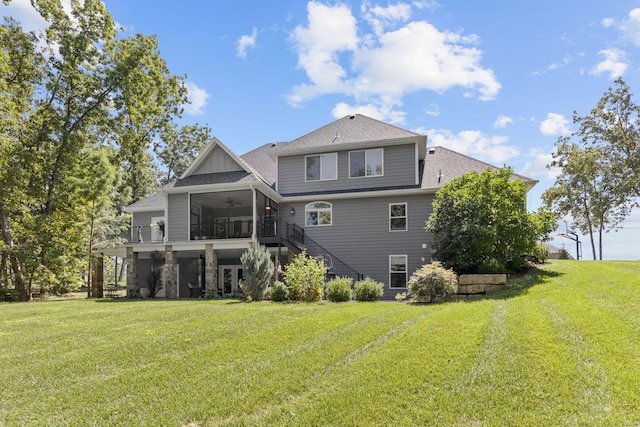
[251,301,498,426]
[212,303,439,426]
[1,301,413,425]
[1,260,640,426]
[539,263,640,424]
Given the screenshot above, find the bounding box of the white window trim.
[305,153,338,182]
[348,148,384,179]
[389,255,408,289]
[305,201,332,227]
[389,202,407,232]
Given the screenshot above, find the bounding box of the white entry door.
[219,265,244,296]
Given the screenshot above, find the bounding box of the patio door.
[219,265,244,296]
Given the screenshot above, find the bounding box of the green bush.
[354,277,384,302]
[477,258,505,274]
[283,251,325,302]
[408,262,457,303]
[270,281,288,302]
[325,277,353,302]
[240,242,275,301]
[529,244,550,264]
[0,287,19,302]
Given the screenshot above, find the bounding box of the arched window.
[305,202,332,226]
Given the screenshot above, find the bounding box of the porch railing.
[286,223,363,282]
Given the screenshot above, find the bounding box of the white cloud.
[540,113,571,136]
[362,1,412,35]
[236,27,258,58]
[425,129,519,164]
[332,101,406,124]
[425,103,440,117]
[494,115,513,129]
[183,82,210,115]
[520,148,561,180]
[590,48,628,79]
[621,8,640,46]
[288,1,358,106]
[412,1,440,11]
[2,0,74,31]
[288,1,501,117]
[602,17,615,28]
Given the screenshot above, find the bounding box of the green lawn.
[1,260,640,426]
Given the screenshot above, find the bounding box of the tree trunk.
[0,199,28,301]
[598,223,604,260]
[1,252,11,288]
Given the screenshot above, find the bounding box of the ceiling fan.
[225,197,241,207]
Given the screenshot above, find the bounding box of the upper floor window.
[305,201,332,226]
[389,203,407,232]
[306,153,337,181]
[349,148,383,178]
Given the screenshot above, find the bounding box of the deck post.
[205,244,217,297]
[126,247,138,297]
[164,245,177,298]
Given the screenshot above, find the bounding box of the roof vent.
[349,115,355,120]
[428,148,436,154]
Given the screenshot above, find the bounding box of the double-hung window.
[305,202,332,226]
[389,255,407,288]
[306,153,337,181]
[349,148,383,178]
[389,203,407,231]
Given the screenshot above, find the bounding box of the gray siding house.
[105,114,535,299]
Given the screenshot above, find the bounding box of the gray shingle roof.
[174,171,256,187]
[274,114,420,152]
[240,143,278,187]
[126,181,175,210]
[421,146,536,190]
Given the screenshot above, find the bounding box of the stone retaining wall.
[454,273,508,300]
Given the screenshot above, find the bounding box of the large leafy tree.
[426,168,555,274]
[156,123,212,185]
[0,0,198,300]
[543,79,638,260]
[543,142,631,260]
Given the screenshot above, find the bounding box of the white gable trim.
[180,137,251,179]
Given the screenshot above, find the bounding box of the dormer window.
[349,148,383,178]
[306,153,337,181]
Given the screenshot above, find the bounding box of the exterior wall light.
[290,207,295,215]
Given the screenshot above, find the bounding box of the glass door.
[219,265,243,296]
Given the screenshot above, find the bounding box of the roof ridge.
[430,145,535,182]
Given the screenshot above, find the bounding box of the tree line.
[543,78,640,260]
[0,0,211,301]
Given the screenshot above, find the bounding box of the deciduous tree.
[426,168,555,274]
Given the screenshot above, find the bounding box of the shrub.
[477,258,505,274]
[270,281,288,302]
[240,242,275,302]
[529,244,550,264]
[408,262,457,303]
[325,277,353,302]
[283,251,325,302]
[354,277,384,302]
[0,287,19,302]
[558,248,571,259]
[146,250,165,298]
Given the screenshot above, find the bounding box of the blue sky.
[4,0,640,260]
